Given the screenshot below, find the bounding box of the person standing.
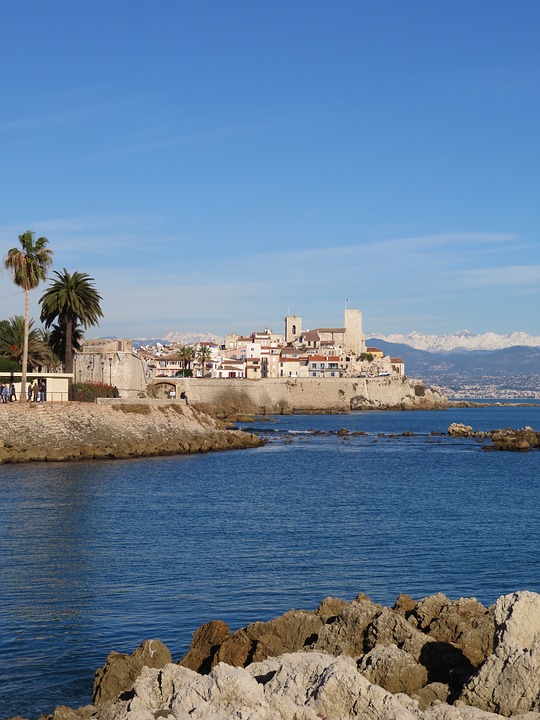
[9,383,16,401]
[27,383,33,401]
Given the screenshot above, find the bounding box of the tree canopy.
[40,269,103,374]
[0,316,47,369]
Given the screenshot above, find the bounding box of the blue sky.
[1,0,539,339]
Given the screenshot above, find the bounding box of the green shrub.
[70,382,120,402]
[0,357,21,373]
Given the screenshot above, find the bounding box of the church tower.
[284,315,302,344]
[344,308,365,357]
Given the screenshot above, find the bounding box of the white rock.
[494,591,540,650]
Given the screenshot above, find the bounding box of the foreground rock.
[19,590,540,720]
[0,403,262,463]
[461,591,540,715]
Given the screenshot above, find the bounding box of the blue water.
[1,405,539,719]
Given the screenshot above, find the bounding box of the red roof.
[309,355,340,362]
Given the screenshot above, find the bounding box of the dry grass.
[112,404,153,415]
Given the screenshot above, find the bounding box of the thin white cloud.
[461,265,540,288]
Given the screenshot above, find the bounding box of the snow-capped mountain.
[134,331,224,348]
[370,330,540,353]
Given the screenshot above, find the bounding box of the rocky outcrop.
[490,427,540,451]
[93,639,172,705]
[43,650,540,720]
[448,423,540,451]
[0,403,262,463]
[18,590,540,720]
[460,591,540,715]
[178,591,493,701]
[180,608,325,673]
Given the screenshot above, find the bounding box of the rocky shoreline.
[0,403,262,463]
[15,589,540,720]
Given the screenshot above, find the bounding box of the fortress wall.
[152,376,448,414]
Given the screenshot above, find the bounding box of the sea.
[1,403,539,719]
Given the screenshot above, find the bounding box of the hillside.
[368,339,540,399]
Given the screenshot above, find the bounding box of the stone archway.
[151,381,177,399]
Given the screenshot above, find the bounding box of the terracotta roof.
[301,330,320,341]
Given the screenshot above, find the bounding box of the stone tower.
[344,308,365,357]
[284,315,302,344]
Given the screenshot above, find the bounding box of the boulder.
[92,638,172,706]
[460,643,540,716]
[460,591,540,716]
[364,607,429,660]
[448,424,474,437]
[358,643,428,694]
[407,594,494,667]
[364,606,475,692]
[310,593,382,657]
[315,595,350,622]
[179,619,231,673]
[494,590,540,650]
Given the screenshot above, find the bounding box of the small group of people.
[0,383,16,402]
[27,380,47,402]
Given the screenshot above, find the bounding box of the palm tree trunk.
[65,314,74,374]
[21,288,30,401]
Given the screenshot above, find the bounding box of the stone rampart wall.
[148,376,448,414]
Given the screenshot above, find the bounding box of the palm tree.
[0,315,47,368]
[3,231,53,399]
[196,345,212,377]
[40,269,103,374]
[45,321,84,366]
[178,345,196,375]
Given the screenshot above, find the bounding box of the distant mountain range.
[371,330,540,353]
[367,338,540,399]
[133,332,224,348]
